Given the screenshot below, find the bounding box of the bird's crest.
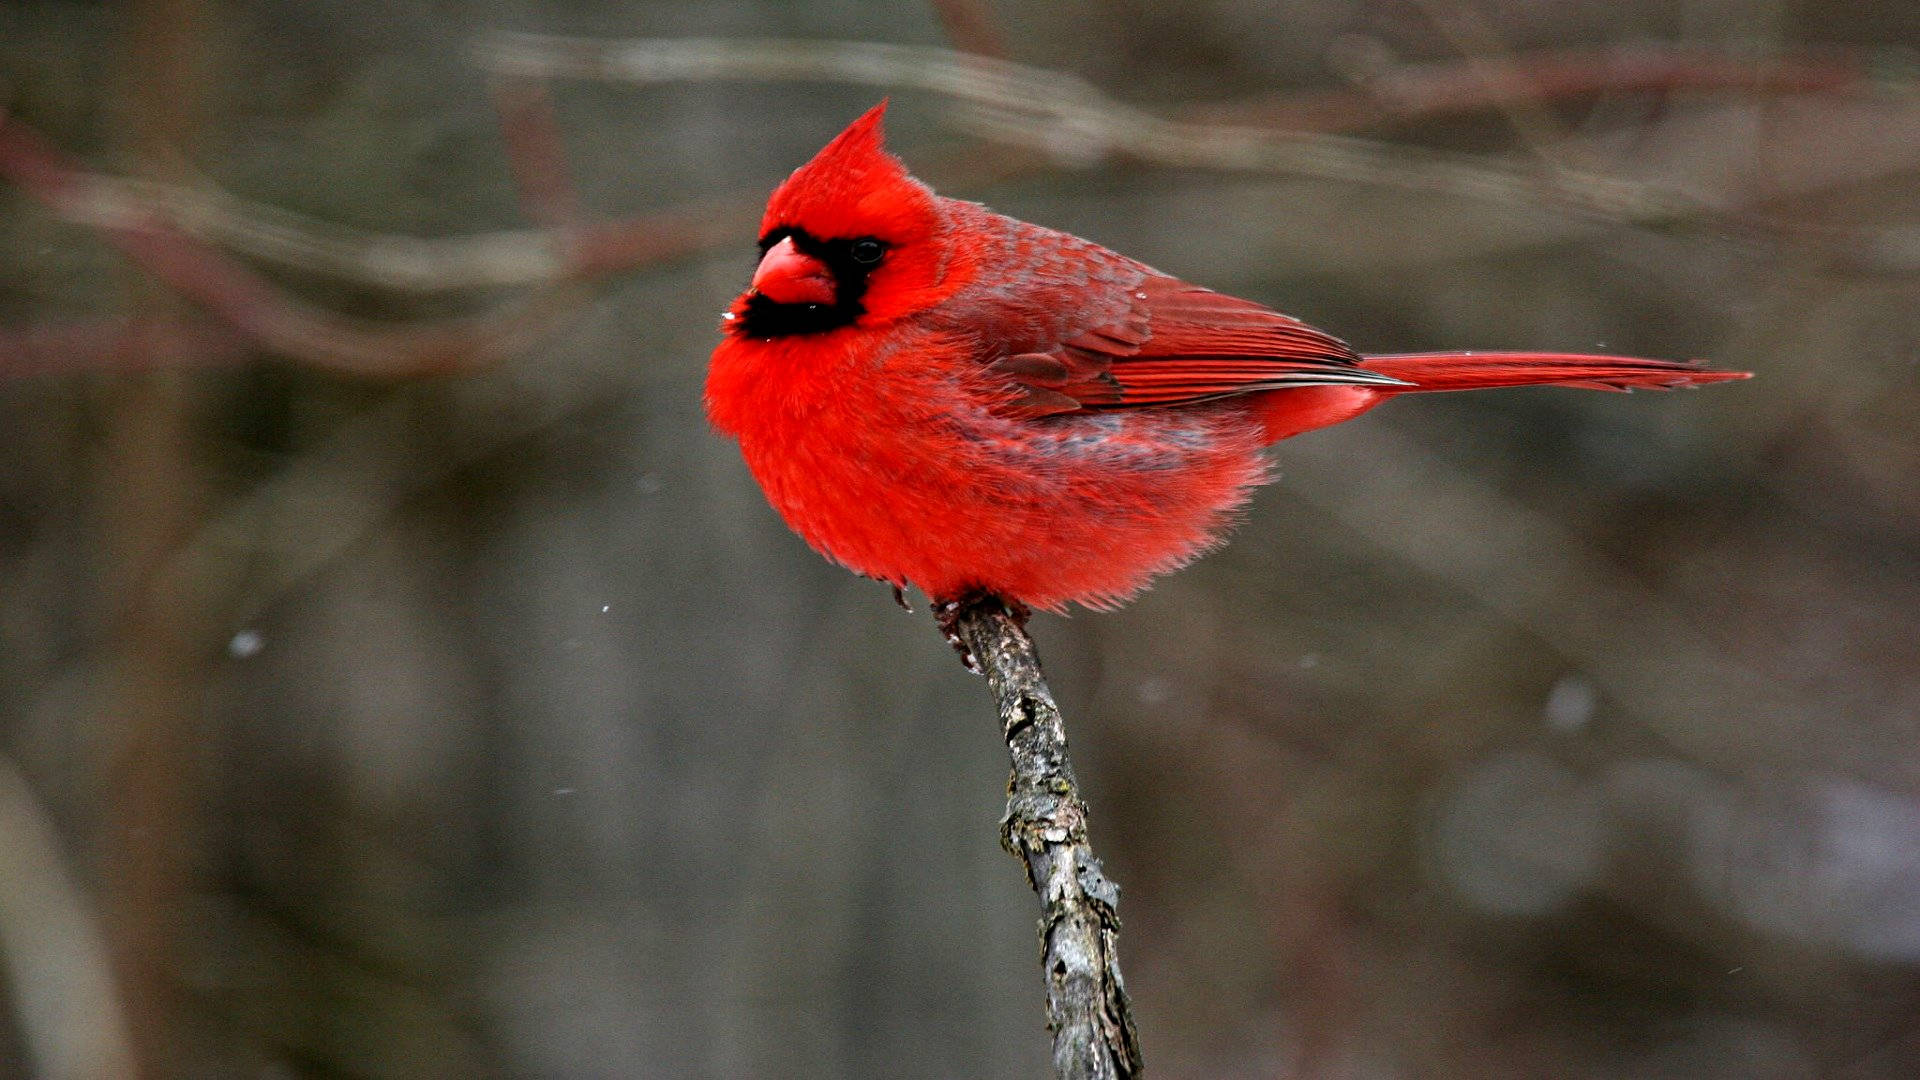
[761,101,935,241]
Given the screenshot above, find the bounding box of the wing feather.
[995,272,1405,416]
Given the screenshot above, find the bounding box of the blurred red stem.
[929,0,1009,59]
[489,75,582,228]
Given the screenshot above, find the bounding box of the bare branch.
[0,109,588,376]
[1192,44,1882,132]
[473,33,1719,223]
[92,171,744,293]
[952,601,1142,1080]
[146,176,582,291]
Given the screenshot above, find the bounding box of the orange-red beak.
[751,236,837,306]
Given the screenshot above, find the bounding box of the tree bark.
[952,601,1143,1080]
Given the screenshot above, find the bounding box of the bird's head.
[729,102,960,338]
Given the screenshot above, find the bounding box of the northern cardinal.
[707,103,1746,634]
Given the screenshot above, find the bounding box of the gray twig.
[953,601,1142,1080]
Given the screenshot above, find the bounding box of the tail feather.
[1360,351,1750,393]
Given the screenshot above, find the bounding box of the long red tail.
[1252,350,1748,443]
[1360,351,1750,393]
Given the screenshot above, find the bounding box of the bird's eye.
[849,238,885,265]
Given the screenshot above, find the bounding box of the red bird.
[707,103,1746,628]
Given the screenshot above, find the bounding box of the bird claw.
[932,594,1031,674]
[891,583,914,614]
[933,600,979,673]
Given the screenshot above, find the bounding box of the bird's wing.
[988,272,1407,418]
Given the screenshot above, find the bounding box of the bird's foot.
[933,593,1031,674]
[890,583,914,614]
[933,600,977,672]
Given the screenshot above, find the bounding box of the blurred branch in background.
[0,109,590,377]
[95,1,217,1075]
[0,758,136,1080]
[474,34,1911,226]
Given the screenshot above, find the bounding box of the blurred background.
[3,0,1918,1077]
